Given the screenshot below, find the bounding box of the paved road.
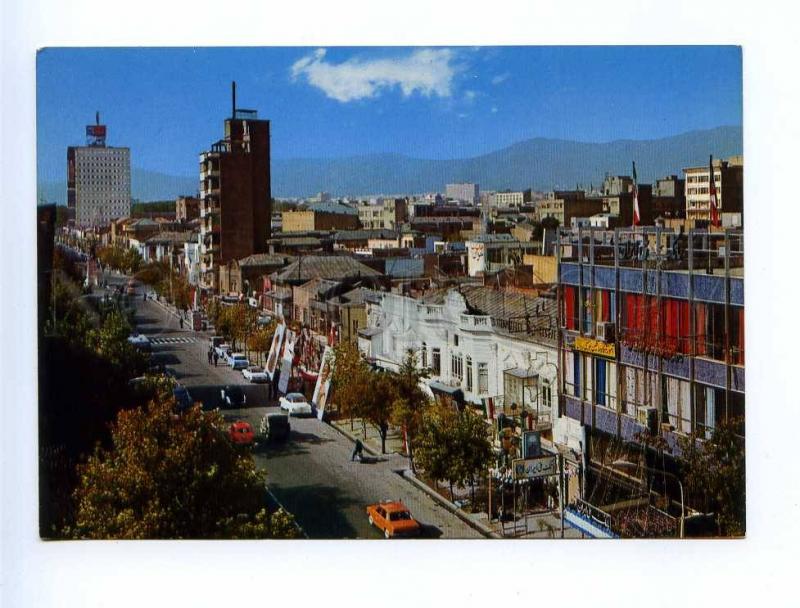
[113,275,483,539]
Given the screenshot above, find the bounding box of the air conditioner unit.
[595,321,616,342]
[637,406,658,435]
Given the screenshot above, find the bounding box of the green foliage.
[390,349,431,468]
[131,200,175,215]
[96,245,142,275]
[415,403,493,501]
[679,417,746,536]
[247,323,275,366]
[71,398,299,539]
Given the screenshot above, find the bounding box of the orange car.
[229,421,255,446]
[366,501,422,538]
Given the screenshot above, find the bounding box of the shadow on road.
[265,483,366,539]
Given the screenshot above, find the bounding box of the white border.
[3,1,800,607]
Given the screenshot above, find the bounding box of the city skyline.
[37,46,742,190]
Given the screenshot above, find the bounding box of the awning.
[504,368,539,380]
[429,381,465,403]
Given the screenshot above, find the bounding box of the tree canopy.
[72,398,299,539]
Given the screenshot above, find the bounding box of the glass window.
[432,348,441,375]
[477,362,488,394]
[466,356,473,392]
[541,380,552,410]
[421,342,428,368]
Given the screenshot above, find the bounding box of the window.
[541,380,552,410]
[432,348,441,375]
[466,356,473,392]
[453,334,459,347]
[421,342,428,368]
[477,362,489,394]
[451,353,463,380]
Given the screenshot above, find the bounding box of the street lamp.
[611,459,684,538]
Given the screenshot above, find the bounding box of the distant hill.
[37,126,742,203]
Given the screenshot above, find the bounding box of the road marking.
[150,337,197,345]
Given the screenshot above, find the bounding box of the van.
[260,413,290,442]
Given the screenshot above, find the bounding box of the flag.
[632,161,641,226]
[708,155,720,227]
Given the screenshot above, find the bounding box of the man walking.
[351,439,364,462]
[207,348,213,365]
[213,351,219,367]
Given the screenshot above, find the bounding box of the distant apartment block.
[67,114,131,227]
[683,157,743,224]
[493,189,532,207]
[537,191,604,227]
[282,202,360,232]
[199,83,272,291]
[357,197,408,230]
[175,195,201,222]
[445,183,480,205]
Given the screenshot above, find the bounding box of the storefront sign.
[574,335,615,359]
[512,455,557,479]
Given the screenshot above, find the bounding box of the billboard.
[265,322,286,380]
[277,329,296,394]
[512,455,558,479]
[86,124,107,146]
[312,346,334,420]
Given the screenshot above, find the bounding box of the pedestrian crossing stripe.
[150,337,196,345]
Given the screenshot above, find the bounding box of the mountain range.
[38,126,742,203]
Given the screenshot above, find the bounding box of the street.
[116,275,484,539]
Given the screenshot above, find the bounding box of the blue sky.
[37,46,742,185]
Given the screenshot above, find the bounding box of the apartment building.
[683,158,743,223]
[357,198,408,230]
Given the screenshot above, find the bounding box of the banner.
[278,329,296,394]
[312,346,334,420]
[265,322,286,380]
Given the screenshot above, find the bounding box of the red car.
[229,421,255,446]
[366,501,422,538]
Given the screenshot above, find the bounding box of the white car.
[242,365,269,383]
[279,392,313,416]
[229,352,249,370]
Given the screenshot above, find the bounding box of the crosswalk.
[149,336,197,345]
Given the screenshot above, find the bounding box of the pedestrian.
[179,317,184,330]
[207,348,213,365]
[213,352,219,367]
[143,292,147,302]
[351,439,364,462]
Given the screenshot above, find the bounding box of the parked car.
[242,365,269,383]
[259,413,290,442]
[229,421,255,446]
[228,352,249,370]
[127,333,152,353]
[173,385,193,413]
[220,385,246,409]
[279,392,312,416]
[215,343,232,358]
[366,501,422,538]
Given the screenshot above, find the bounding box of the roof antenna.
[232,81,236,119]
[96,111,100,125]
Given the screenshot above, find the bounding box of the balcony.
[459,314,492,331]
[417,303,444,320]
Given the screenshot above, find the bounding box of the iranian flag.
[709,155,721,227]
[632,161,641,226]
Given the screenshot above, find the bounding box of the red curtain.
[664,299,678,351]
[625,293,645,336]
[601,290,611,323]
[564,286,576,330]
[679,300,691,353]
[695,303,707,356]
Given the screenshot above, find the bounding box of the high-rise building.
[67,113,131,227]
[683,158,743,223]
[199,83,272,291]
[446,183,480,205]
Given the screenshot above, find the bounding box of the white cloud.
[491,72,510,85]
[291,48,460,103]
[491,106,498,114]
[464,89,477,102]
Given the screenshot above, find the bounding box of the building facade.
[67,117,131,227]
[556,227,744,462]
[176,196,201,222]
[199,93,272,291]
[445,183,480,205]
[357,198,408,230]
[493,189,532,207]
[683,158,743,223]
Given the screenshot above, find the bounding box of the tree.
[390,349,431,471]
[415,402,493,503]
[247,323,275,366]
[362,372,397,454]
[329,340,373,428]
[679,417,746,537]
[71,397,299,539]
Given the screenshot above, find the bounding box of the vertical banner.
[265,323,286,380]
[312,346,334,420]
[278,329,296,394]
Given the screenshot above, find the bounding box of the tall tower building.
[67,113,131,227]
[199,83,272,291]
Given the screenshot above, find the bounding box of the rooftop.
[271,255,383,284]
[238,253,294,268]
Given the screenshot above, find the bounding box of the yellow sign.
[574,335,616,359]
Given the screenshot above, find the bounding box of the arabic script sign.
[512,455,557,479]
[574,335,615,358]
